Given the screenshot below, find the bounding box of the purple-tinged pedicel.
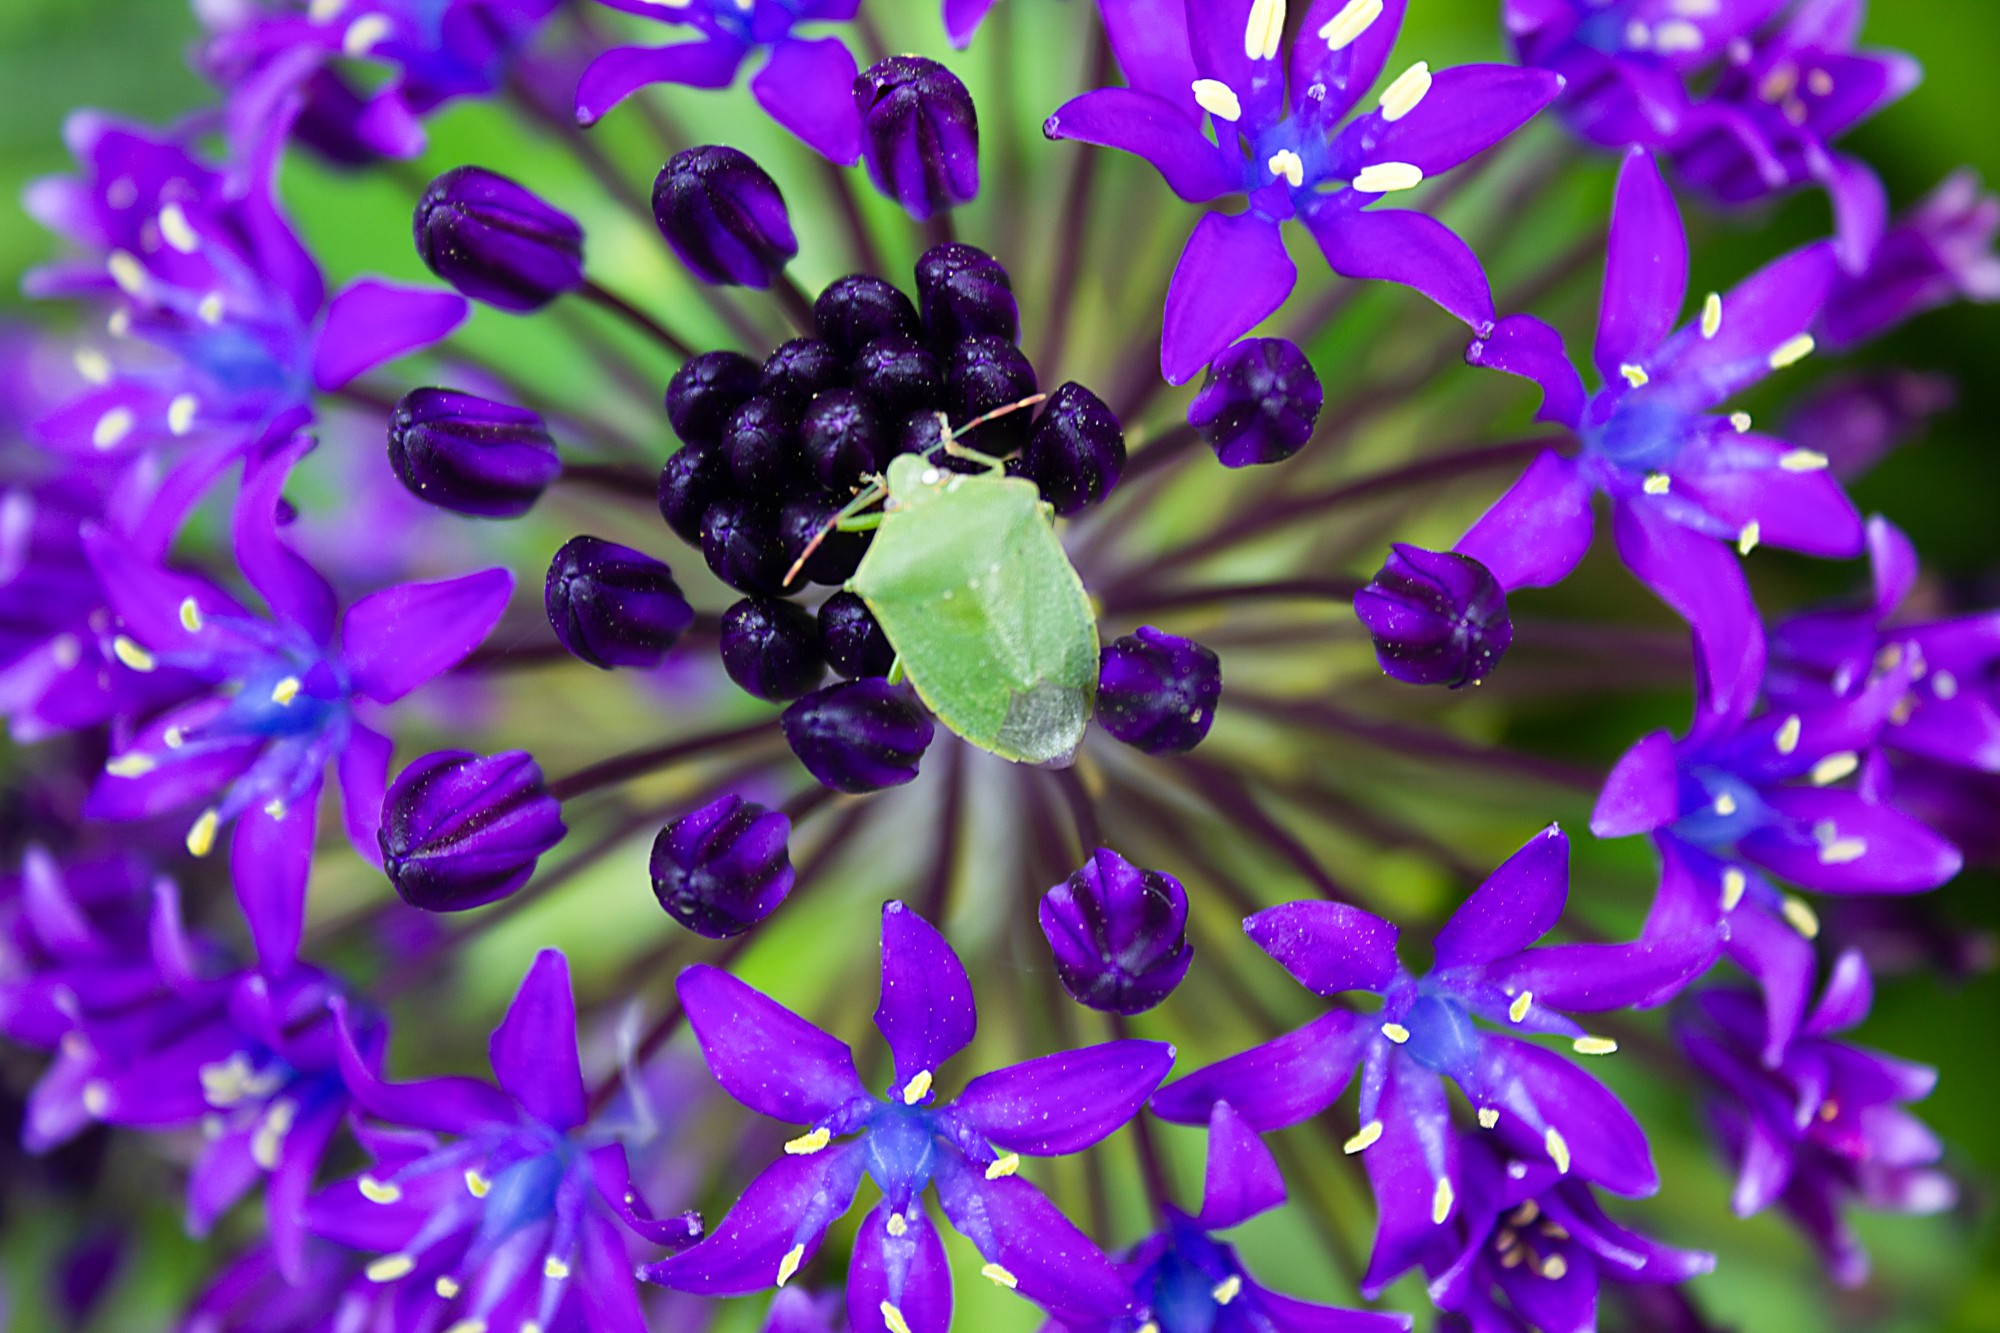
[413,165,585,312]
[650,794,796,938]
[1187,338,1323,468]
[855,57,980,221]
[653,145,799,289]
[545,536,695,670]
[1039,848,1193,1015]
[1354,544,1512,688]
[781,680,934,793]
[379,749,566,912]
[387,387,561,518]
[1096,628,1221,756]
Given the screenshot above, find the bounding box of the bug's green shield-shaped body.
[850,455,1098,765]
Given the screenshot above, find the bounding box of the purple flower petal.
[1740,788,1963,893]
[952,1039,1175,1155]
[1042,90,1239,203]
[577,1212,654,1333]
[1291,0,1407,128]
[1819,150,1890,274]
[331,998,514,1134]
[1866,516,1919,618]
[1673,433,1863,558]
[265,1100,343,1282]
[488,949,588,1131]
[1162,211,1297,385]
[1358,1057,1458,1295]
[1099,0,1197,105]
[1591,730,1680,838]
[677,964,868,1124]
[1306,206,1495,331]
[1453,449,1596,591]
[1433,824,1567,969]
[875,901,977,1093]
[590,1143,705,1249]
[933,1154,1135,1319]
[81,527,242,656]
[1244,901,1399,996]
[643,1144,868,1294]
[1185,0,1285,127]
[1805,949,1873,1037]
[234,438,338,645]
[1486,1036,1657,1196]
[1464,314,1587,428]
[942,0,998,48]
[848,1201,952,1333]
[340,568,513,704]
[1197,1100,1286,1231]
[576,38,748,127]
[1152,1011,1367,1130]
[1718,899,1816,1064]
[752,38,863,166]
[1252,1284,1414,1332]
[188,1132,262,1236]
[336,722,392,867]
[231,792,316,975]
[1595,149,1688,385]
[1358,65,1561,178]
[311,278,468,391]
[1654,242,1839,410]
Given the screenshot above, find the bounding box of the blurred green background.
[3,0,1999,1330]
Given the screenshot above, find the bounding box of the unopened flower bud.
[1353,544,1511,688]
[1097,627,1222,755]
[779,497,867,587]
[650,794,795,938]
[1018,382,1124,514]
[944,335,1037,455]
[1187,338,1323,468]
[652,146,798,289]
[380,750,567,912]
[759,338,845,408]
[800,388,891,490]
[916,243,1018,343]
[703,499,796,596]
[818,591,896,678]
[387,388,560,518]
[657,439,732,545]
[724,396,810,497]
[851,335,944,419]
[855,56,980,221]
[815,275,921,360]
[414,165,584,312]
[667,351,763,444]
[782,680,934,792]
[1039,848,1193,1015]
[545,536,695,669]
[720,597,826,700]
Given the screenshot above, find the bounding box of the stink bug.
[788,399,1098,766]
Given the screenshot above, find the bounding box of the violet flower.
[22,114,468,547]
[1678,951,1954,1286]
[1462,149,1859,729]
[1666,0,1922,272]
[1048,1100,1410,1333]
[1822,170,2000,348]
[577,0,864,164]
[1045,0,1561,382]
[1154,826,1702,1295]
[645,901,1175,1332]
[83,440,513,970]
[1425,1134,1714,1333]
[319,949,702,1332]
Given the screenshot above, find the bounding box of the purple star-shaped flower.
[576,0,864,163]
[319,949,702,1333]
[1506,0,1784,150]
[1153,826,1701,1296]
[1822,170,2000,348]
[1677,950,1954,1286]
[1424,1133,1713,1333]
[1666,0,1922,272]
[1049,1101,1410,1333]
[23,113,467,547]
[1461,148,1860,728]
[645,900,1176,1333]
[1045,0,1561,383]
[82,438,512,971]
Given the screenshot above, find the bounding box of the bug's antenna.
[783,478,886,588]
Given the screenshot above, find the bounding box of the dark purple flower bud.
[799,388,890,490]
[894,410,952,459]
[650,795,795,938]
[703,499,796,596]
[724,396,810,497]
[387,387,561,518]
[779,496,867,586]
[658,439,732,545]
[667,350,763,443]
[1352,544,1512,688]
[854,56,980,221]
[652,145,798,289]
[782,680,934,792]
[850,335,944,418]
[720,597,826,700]
[546,536,696,669]
[1097,627,1222,755]
[945,335,1038,454]
[1781,371,1956,481]
[414,165,584,312]
[1188,338,1323,468]
[818,590,895,678]
[916,243,1018,343]
[379,750,568,912]
[1039,848,1194,1015]
[759,338,845,408]
[1018,382,1124,515]
[814,275,920,360]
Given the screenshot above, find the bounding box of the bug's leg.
[926,393,1049,475]
[938,438,1009,475]
[886,655,906,687]
[784,479,885,587]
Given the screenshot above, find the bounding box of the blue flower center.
[863,1101,942,1204]
[1587,391,1696,474]
[1401,991,1482,1078]
[1672,766,1772,849]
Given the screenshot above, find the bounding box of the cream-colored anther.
[1701,292,1723,339]
[1811,752,1859,785]
[1344,1120,1384,1153]
[888,1213,909,1237]
[1620,363,1650,388]
[1738,521,1761,555]
[108,251,147,297]
[777,1243,806,1287]
[1380,1022,1410,1044]
[786,1127,831,1155]
[1431,1176,1454,1224]
[1243,0,1286,59]
[180,597,204,632]
[93,408,135,451]
[1268,149,1305,188]
[1545,1126,1571,1174]
[168,394,199,436]
[186,809,220,859]
[1353,162,1423,193]
[1779,448,1829,472]
[1721,867,1748,911]
[1478,1107,1500,1129]
[271,676,302,705]
[544,1256,571,1280]
[1572,1036,1618,1056]
[343,13,392,55]
[1379,62,1432,121]
[982,1262,1020,1289]
[435,1276,461,1298]
[464,1169,491,1198]
[1729,411,1752,433]
[159,204,199,254]
[1213,1275,1243,1304]
[901,1069,933,1105]
[365,1254,415,1283]
[1509,991,1533,1023]
[986,1152,1021,1179]
[1782,896,1821,939]
[1191,79,1242,122]
[1318,0,1382,50]
[1769,334,1816,369]
[359,1176,402,1204]
[1642,472,1670,495]
[75,348,112,384]
[880,1301,913,1333]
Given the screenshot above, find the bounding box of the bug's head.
[881,451,953,510]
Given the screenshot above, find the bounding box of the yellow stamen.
[271,676,302,705]
[1729,411,1753,433]
[365,1254,415,1283]
[464,1169,490,1198]
[888,1213,908,1237]
[1267,149,1305,188]
[1738,521,1761,555]
[982,1262,1019,1289]
[1243,0,1286,60]
[1431,1176,1454,1224]
[1352,162,1424,194]
[785,1127,831,1155]
[435,1276,461,1298]
[1782,895,1820,938]
[1713,793,1737,816]
[179,597,204,632]
[1572,1036,1618,1056]
[1190,79,1242,122]
[1776,714,1803,754]
[1722,867,1748,911]
[1542,1253,1570,1281]
[1811,752,1859,785]
[186,809,220,859]
[1509,991,1533,1023]
[112,636,156,672]
[1380,1022,1410,1044]
[1779,448,1830,472]
[359,1176,402,1204]
[901,1069,933,1105]
[777,1243,806,1287]
[1701,292,1723,339]
[1620,363,1650,388]
[1545,1126,1571,1174]
[985,1152,1021,1180]
[251,1097,297,1169]
[1212,1275,1243,1304]
[544,1256,571,1279]
[1769,333,1816,369]
[441,1322,486,1333]
[106,753,157,778]
[880,1301,913,1333]
[1344,1120,1384,1154]
[1478,1107,1500,1129]
[1318,0,1382,50]
[1379,62,1432,122]
[1642,472,1670,495]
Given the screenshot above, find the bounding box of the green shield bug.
[788,399,1099,766]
